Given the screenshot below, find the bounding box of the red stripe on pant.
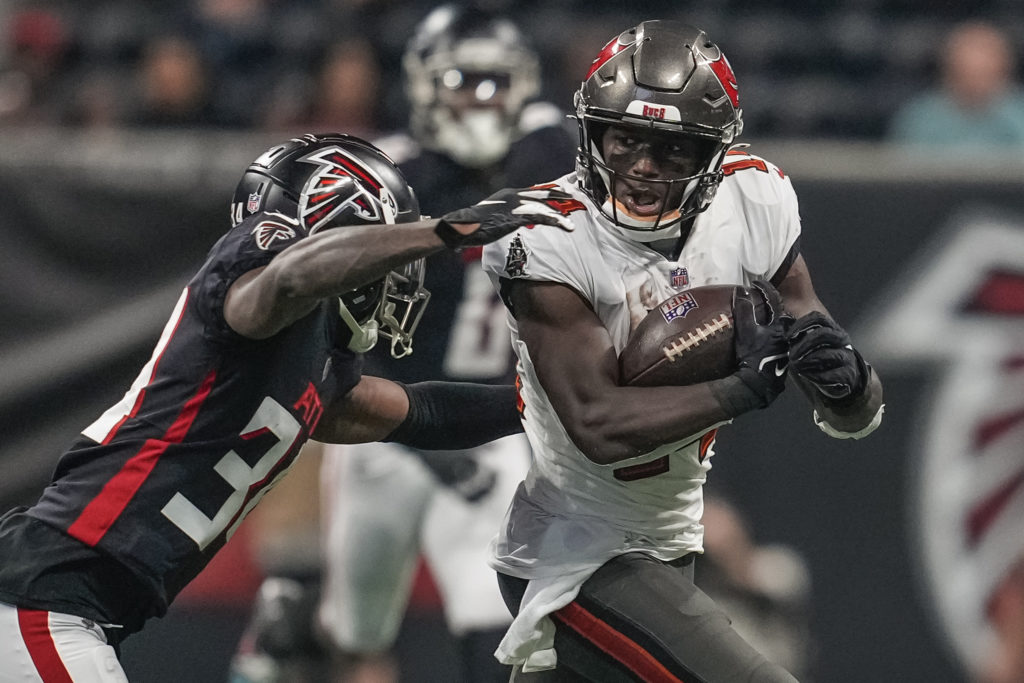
[17,609,74,683]
[553,601,686,683]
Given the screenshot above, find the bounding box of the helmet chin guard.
[574,21,743,237]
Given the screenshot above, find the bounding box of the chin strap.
[337,299,379,353]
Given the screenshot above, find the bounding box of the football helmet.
[231,133,430,358]
[403,4,540,167]
[575,21,744,240]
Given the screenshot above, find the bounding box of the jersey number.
[161,397,302,549]
[443,266,511,378]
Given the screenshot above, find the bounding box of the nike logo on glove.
[758,353,789,376]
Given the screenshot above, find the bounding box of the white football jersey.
[481,150,801,577]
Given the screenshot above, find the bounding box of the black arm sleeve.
[383,381,524,450]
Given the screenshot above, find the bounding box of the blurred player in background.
[699,496,815,680]
[322,6,574,681]
[229,6,575,683]
[480,20,885,681]
[0,132,575,682]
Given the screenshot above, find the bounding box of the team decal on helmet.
[585,32,634,81]
[297,146,399,234]
[707,54,739,109]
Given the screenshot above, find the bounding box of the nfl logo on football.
[247,191,262,214]
[660,293,698,322]
[670,267,689,289]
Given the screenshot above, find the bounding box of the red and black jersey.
[4,211,362,622]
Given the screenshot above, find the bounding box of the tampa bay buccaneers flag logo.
[296,147,399,234]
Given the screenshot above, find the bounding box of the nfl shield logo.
[670,267,689,289]
[660,293,698,322]
[247,191,262,214]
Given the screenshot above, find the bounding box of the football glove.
[711,280,793,417]
[788,312,869,403]
[436,186,575,249]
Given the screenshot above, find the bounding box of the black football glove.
[436,186,575,249]
[788,312,869,404]
[409,448,497,503]
[711,280,794,417]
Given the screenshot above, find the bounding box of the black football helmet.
[231,133,430,357]
[575,21,744,240]
[403,4,540,167]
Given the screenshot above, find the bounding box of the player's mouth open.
[621,188,665,216]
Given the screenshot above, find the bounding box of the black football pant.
[497,553,798,683]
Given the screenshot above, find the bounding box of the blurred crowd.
[3,0,1024,142]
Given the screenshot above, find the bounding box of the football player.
[315,6,575,682]
[477,21,885,681]
[0,132,573,682]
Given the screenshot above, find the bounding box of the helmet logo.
[626,100,681,122]
[707,54,739,109]
[247,191,262,214]
[297,146,388,234]
[585,34,634,80]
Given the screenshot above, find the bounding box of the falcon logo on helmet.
[297,147,399,234]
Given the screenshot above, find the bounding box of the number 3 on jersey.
[162,397,302,549]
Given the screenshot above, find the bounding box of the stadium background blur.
[1,1,1023,681]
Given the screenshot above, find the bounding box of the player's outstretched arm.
[311,375,523,448]
[224,188,574,340]
[506,279,790,465]
[776,255,884,439]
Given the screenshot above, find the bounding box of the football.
[619,285,750,387]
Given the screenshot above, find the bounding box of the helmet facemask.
[374,259,431,358]
[579,117,726,239]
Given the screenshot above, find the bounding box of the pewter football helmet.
[575,21,744,236]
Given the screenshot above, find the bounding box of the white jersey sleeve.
[481,177,597,304]
[715,149,801,282]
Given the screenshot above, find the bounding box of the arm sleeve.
[384,381,524,449]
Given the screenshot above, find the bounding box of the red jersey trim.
[68,369,218,547]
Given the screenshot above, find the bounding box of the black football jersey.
[370,120,575,384]
[18,211,363,613]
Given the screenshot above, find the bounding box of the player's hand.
[712,280,793,417]
[788,312,868,403]
[436,186,575,249]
